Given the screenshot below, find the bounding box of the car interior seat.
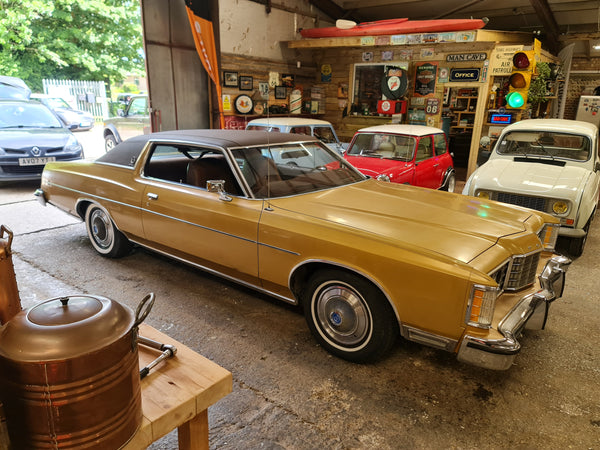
[186,155,241,195]
[243,150,282,196]
[378,141,396,158]
[416,140,433,161]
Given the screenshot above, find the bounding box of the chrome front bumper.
[457,255,571,370]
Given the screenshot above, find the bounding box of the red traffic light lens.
[509,73,527,89]
[513,52,530,69]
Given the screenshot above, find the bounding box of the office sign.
[449,68,480,82]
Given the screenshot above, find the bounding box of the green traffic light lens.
[506,91,525,108]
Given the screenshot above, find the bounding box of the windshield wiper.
[533,139,555,160]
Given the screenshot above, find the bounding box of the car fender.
[575,170,600,229]
[103,124,122,143]
[441,166,455,189]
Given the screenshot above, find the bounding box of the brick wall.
[564,57,600,120]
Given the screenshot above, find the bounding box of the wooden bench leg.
[177,409,209,450]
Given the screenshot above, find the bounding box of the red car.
[344,124,455,192]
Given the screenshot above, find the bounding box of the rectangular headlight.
[538,223,560,252]
[466,285,499,329]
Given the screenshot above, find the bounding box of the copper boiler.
[0,293,154,449]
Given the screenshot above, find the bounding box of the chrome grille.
[495,192,547,212]
[490,251,541,291]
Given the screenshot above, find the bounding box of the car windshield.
[231,142,365,198]
[496,130,591,162]
[346,133,416,161]
[44,97,71,109]
[0,103,63,128]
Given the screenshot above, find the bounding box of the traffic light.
[506,50,536,109]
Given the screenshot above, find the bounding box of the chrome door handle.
[147,193,158,200]
[433,164,439,167]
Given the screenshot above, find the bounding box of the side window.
[415,136,433,162]
[433,134,447,155]
[289,126,311,136]
[314,126,336,143]
[128,98,148,116]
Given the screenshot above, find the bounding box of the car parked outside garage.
[30,93,95,131]
[344,124,456,191]
[0,100,84,182]
[462,119,600,256]
[103,94,150,152]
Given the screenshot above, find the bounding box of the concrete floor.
[1,130,599,449]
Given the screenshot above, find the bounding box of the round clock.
[234,94,253,114]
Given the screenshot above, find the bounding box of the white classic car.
[463,119,600,256]
[246,117,347,155]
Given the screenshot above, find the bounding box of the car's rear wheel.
[104,134,117,152]
[85,204,132,258]
[303,269,398,363]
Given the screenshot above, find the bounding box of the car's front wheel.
[303,269,398,363]
[85,204,132,258]
[104,134,118,152]
[568,218,591,257]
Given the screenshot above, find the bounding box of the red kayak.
[300,18,487,38]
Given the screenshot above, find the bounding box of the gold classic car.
[35,130,571,369]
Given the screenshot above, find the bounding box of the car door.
[117,96,150,141]
[412,135,438,188]
[139,143,263,286]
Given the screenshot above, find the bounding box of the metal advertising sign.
[446,53,487,62]
[449,68,480,82]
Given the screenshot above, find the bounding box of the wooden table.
[123,324,232,449]
[0,324,230,449]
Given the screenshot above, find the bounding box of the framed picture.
[275,86,287,99]
[281,74,294,87]
[259,82,269,99]
[223,71,238,87]
[239,76,253,91]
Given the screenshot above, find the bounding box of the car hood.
[271,179,536,264]
[0,128,71,148]
[344,155,411,177]
[471,158,586,200]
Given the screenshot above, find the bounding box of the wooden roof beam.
[529,0,560,53]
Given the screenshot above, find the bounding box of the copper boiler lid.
[0,295,134,362]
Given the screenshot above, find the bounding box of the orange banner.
[185,7,224,128]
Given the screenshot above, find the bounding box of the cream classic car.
[36,130,570,369]
[463,119,600,256]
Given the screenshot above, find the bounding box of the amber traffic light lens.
[513,52,530,69]
[509,73,527,89]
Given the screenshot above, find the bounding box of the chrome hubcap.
[90,209,113,249]
[315,283,370,347]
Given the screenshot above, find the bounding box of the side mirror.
[117,109,125,117]
[480,136,491,149]
[595,162,600,172]
[206,180,232,202]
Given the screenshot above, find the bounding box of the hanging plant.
[528,62,552,105]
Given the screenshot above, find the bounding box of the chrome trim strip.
[128,238,298,305]
[401,325,457,352]
[51,182,299,255]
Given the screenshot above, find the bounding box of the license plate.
[18,157,56,166]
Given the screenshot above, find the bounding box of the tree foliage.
[0,0,144,91]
